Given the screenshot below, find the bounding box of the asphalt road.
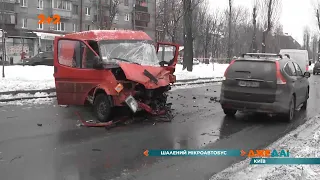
[1,76,320,180]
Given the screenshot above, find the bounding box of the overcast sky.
[209,0,317,45]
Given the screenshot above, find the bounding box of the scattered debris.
[37,123,42,127]
[206,89,209,91]
[214,91,217,92]
[193,97,196,99]
[210,97,220,102]
[10,155,22,163]
[92,149,102,152]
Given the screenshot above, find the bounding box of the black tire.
[223,108,237,116]
[313,71,316,75]
[283,96,295,122]
[301,89,309,110]
[93,93,112,122]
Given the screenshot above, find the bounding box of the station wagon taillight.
[275,61,286,85]
[224,59,236,77]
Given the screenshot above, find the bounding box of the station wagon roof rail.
[241,53,283,59]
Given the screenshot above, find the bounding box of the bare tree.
[251,0,259,52]
[303,26,311,58]
[183,0,193,71]
[311,34,318,62]
[166,0,184,43]
[316,3,320,61]
[227,0,233,60]
[105,0,120,30]
[260,0,281,53]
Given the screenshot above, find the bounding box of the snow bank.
[0,63,228,93]
[174,63,228,81]
[211,115,320,180]
[0,65,54,92]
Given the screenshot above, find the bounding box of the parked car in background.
[193,58,200,65]
[23,51,53,66]
[220,53,310,122]
[279,49,311,73]
[313,61,320,75]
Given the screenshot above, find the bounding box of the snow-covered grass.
[0,65,54,92]
[0,63,228,93]
[174,63,228,81]
[210,115,320,180]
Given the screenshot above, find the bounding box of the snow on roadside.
[0,65,54,92]
[174,63,228,81]
[0,92,56,100]
[210,115,320,180]
[0,64,229,93]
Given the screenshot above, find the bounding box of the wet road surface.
[1,76,320,180]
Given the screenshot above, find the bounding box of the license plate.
[238,81,260,87]
[125,95,139,113]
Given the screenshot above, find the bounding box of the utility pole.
[132,3,135,30]
[80,0,83,31]
[1,0,5,78]
[98,0,103,29]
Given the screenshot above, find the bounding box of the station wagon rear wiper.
[110,57,140,65]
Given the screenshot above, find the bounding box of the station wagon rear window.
[227,60,276,81]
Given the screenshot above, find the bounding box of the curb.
[0,78,223,102]
[0,95,57,102]
[0,88,56,95]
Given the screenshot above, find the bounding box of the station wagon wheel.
[301,89,309,110]
[94,93,112,122]
[223,108,237,116]
[283,96,295,122]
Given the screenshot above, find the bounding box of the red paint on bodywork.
[119,62,171,89]
[63,30,152,41]
[54,30,180,116]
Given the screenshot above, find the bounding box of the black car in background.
[313,61,320,75]
[23,51,53,66]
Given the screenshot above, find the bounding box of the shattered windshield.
[99,40,160,66]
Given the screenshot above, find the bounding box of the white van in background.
[279,49,311,73]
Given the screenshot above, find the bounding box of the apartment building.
[0,0,156,63]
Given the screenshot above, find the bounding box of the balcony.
[0,13,15,24]
[134,4,148,12]
[0,2,15,12]
[52,9,72,19]
[135,20,148,28]
[134,12,150,22]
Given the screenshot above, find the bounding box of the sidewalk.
[210,114,320,180]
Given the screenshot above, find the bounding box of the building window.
[73,24,77,32]
[72,4,78,15]
[37,0,43,9]
[124,0,129,6]
[85,7,91,15]
[38,22,43,29]
[114,13,119,20]
[21,0,28,7]
[53,0,71,10]
[55,22,65,31]
[22,18,27,28]
[86,25,90,30]
[124,14,130,21]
